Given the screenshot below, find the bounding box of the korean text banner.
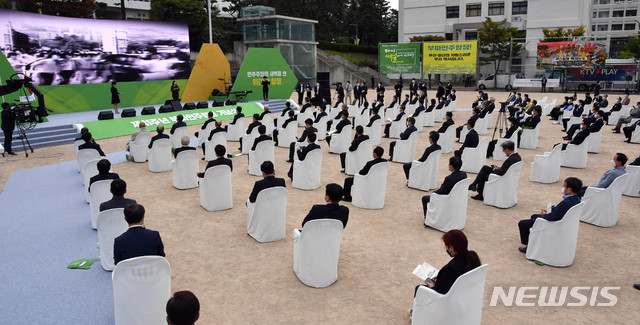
[422,41,477,74]
[379,43,421,74]
[230,48,297,102]
[536,40,607,70]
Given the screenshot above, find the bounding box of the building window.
[593,11,598,18]
[591,25,597,31]
[465,31,478,40]
[597,25,609,31]
[446,6,459,18]
[599,0,610,3]
[511,58,523,74]
[599,10,610,18]
[488,2,505,15]
[445,33,454,40]
[466,3,481,17]
[626,9,637,16]
[610,38,628,57]
[512,1,528,14]
[612,23,623,30]
[613,10,624,17]
[625,23,636,30]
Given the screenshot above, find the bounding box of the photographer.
[1,103,16,155]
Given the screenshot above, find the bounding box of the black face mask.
[446,249,453,257]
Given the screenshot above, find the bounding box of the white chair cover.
[475,116,488,135]
[363,119,383,146]
[248,140,275,176]
[519,124,540,149]
[484,111,494,130]
[345,139,372,175]
[96,208,127,271]
[433,107,445,123]
[170,126,188,149]
[408,150,442,191]
[457,126,468,144]
[413,111,424,130]
[460,138,489,174]
[297,109,313,127]
[172,150,200,189]
[530,144,562,184]
[447,100,457,112]
[260,113,273,134]
[492,130,519,161]
[561,141,588,169]
[82,159,101,203]
[276,121,298,148]
[199,165,233,211]
[90,180,113,229]
[607,109,624,126]
[197,122,216,146]
[352,162,389,209]
[329,128,351,154]
[412,264,488,325]
[587,129,602,153]
[630,125,640,143]
[405,103,418,116]
[112,256,171,325]
[76,148,102,172]
[353,108,370,128]
[204,131,228,161]
[425,178,469,232]
[422,109,435,127]
[484,161,523,208]
[293,219,344,288]
[226,117,245,141]
[287,99,299,110]
[580,174,628,227]
[314,116,328,141]
[241,128,260,154]
[391,131,418,163]
[148,138,172,172]
[247,186,288,242]
[328,106,341,120]
[129,132,151,163]
[389,114,408,139]
[73,139,84,154]
[438,124,454,154]
[526,203,584,267]
[623,165,640,197]
[292,148,323,190]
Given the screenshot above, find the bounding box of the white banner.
[513,78,560,87]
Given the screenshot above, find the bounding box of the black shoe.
[342,196,352,202]
[286,159,293,163]
[626,139,631,143]
[287,172,293,179]
[227,154,233,158]
[561,129,566,132]
[471,194,483,201]
[562,136,571,140]
[612,130,621,134]
[340,169,345,173]
[633,283,640,291]
[518,246,527,254]
[201,157,205,161]
[468,183,477,191]
[6,151,16,155]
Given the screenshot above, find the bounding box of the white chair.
[199,165,233,211]
[530,144,562,184]
[248,140,275,176]
[433,107,445,123]
[148,138,172,172]
[96,208,127,271]
[276,121,297,148]
[519,124,540,149]
[344,139,372,175]
[607,109,625,126]
[526,203,584,267]
[260,113,273,135]
[172,150,199,189]
[292,148,323,190]
[90,180,113,230]
[580,174,628,227]
[405,103,418,116]
[170,126,188,149]
[561,141,588,169]
[197,122,216,146]
[328,106,341,120]
[352,162,389,209]
[411,264,488,325]
[76,148,102,173]
[623,165,640,197]
[438,124,454,154]
[422,109,435,127]
[391,131,418,164]
[112,256,171,325]
[129,132,151,163]
[286,99,299,110]
[297,109,313,127]
[460,138,489,174]
[353,108,370,128]
[389,114,408,139]
[314,115,328,141]
[73,139,84,154]
[293,219,344,288]
[630,125,640,143]
[364,119,382,146]
[542,99,557,115]
[408,150,442,191]
[425,178,469,232]
[413,111,424,130]
[587,129,602,153]
[247,186,288,242]
[483,161,523,209]
[226,117,245,141]
[329,128,351,154]
[492,131,519,161]
[204,131,227,161]
[82,159,101,203]
[241,128,260,154]
[475,116,488,135]
[447,100,457,112]
[484,112,494,130]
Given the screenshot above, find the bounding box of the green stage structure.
[230,48,298,102]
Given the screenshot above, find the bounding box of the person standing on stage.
[111,81,120,114]
[261,76,271,101]
[1,103,16,155]
[171,81,180,100]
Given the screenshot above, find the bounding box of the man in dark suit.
[409,78,418,102]
[404,131,441,180]
[113,203,165,265]
[516,106,542,146]
[340,125,370,171]
[412,99,426,119]
[366,107,381,128]
[517,177,582,253]
[79,132,106,156]
[148,125,170,149]
[288,119,317,162]
[258,104,271,121]
[624,118,640,142]
[469,140,522,201]
[457,108,479,139]
[170,114,186,135]
[436,82,445,101]
[421,156,466,216]
[564,109,603,140]
[197,144,232,177]
[454,120,478,158]
[336,82,345,106]
[250,125,272,151]
[99,179,136,212]
[313,104,327,123]
[299,97,312,114]
[394,81,403,100]
[248,161,286,204]
[302,183,349,228]
[487,117,518,158]
[327,103,348,131]
[195,111,216,139]
[557,121,590,150]
[389,117,417,161]
[354,81,362,106]
[207,120,225,141]
[437,112,455,134]
[342,146,387,201]
[1,103,16,155]
[239,114,263,151]
[288,132,321,180]
[173,136,196,158]
[383,105,406,138]
[401,94,410,107]
[326,111,351,146]
[295,81,305,105]
[314,82,322,106]
[273,110,296,146]
[225,106,244,132]
[166,291,200,325]
[562,100,584,131]
[89,158,119,190]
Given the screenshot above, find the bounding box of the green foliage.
[14,0,97,18]
[478,18,522,87]
[409,35,446,42]
[151,0,208,52]
[319,41,377,54]
[539,26,586,42]
[620,35,640,59]
[324,50,378,68]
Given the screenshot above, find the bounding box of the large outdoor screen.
[0,9,190,86]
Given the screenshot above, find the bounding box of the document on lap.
[412,262,439,281]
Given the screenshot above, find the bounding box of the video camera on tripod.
[0,74,50,123]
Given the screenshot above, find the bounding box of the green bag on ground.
[67,258,100,269]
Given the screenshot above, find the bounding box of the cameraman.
[1,103,16,155]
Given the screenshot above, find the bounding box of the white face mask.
[561,186,566,195]
[611,160,616,168]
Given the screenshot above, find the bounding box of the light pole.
[207,0,213,43]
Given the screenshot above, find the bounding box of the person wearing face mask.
[517,177,583,254]
[486,117,519,158]
[577,153,628,197]
[421,157,466,216]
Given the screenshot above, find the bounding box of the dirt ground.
[1,89,639,324]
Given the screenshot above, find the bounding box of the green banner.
[80,103,262,140]
[230,48,297,102]
[379,43,421,74]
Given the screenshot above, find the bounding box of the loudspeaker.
[183,102,196,110]
[141,106,156,115]
[212,100,225,107]
[165,99,182,111]
[316,72,331,101]
[159,104,174,113]
[211,89,222,96]
[197,101,208,108]
[121,108,136,117]
[97,111,114,120]
[224,99,236,106]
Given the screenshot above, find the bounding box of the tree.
[14,0,97,18]
[409,35,445,42]
[150,0,208,51]
[477,18,522,88]
[539,26,586,42]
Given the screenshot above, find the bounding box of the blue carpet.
[0,152,127,323]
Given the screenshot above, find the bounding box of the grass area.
[324,50,378,69]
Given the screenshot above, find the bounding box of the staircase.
[316,49,391,85]
[0,124,77,152]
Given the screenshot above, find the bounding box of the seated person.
[612,101,640,133]
[401,94,410,107]
[149,125,170,149]
[411,99,426,118]
[239,114,262,151]
[421,157,466,216]
[273,110,296,146]
[113,203,165,265]
[248,161,286,204]
[366,106,381,127]
[250,125,272,151]
[487,117,518,158]
[630,154,640,166]
[287,132,320,180]
[327,104,349,131]
[197,145,232,178]
[426,98,436,112]
[383,105,406,138]
[274,101,293,127]
[548,97,572,121]
[258,104,271,121]
[166,291,200,325]
[342,146,387,201]
[564,109,604,140]
[325,111,351,145]
[450,89,457,102]
[562,99,584,130]
[554,121,590,150]
[404,131,441,180]
[517,106,541,145]
[194,112,216,139]
[301,183,349,229]
[170,114,186,135]
[174,136,196,158]
[517,177,582,253]
[340,125,370,171]
[99,179,136,212]
[225,106,244,131]
[125,122,150,153]
[624,119,640,143]
[313,104,327,123]
[75,127,91,142]
[203,120,225,156]
[79,132,105,156]
[453,120,479,158]
[89,159,119,190]
[468,140,521,201]
[437,112,454,133]
[389,117,417,161]
[578,153,627,196]
[287,119,317,162]
[456,108,479,139]
[299,97,312,114]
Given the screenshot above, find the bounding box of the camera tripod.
[492,105,509,141]
[14,122,34,157]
